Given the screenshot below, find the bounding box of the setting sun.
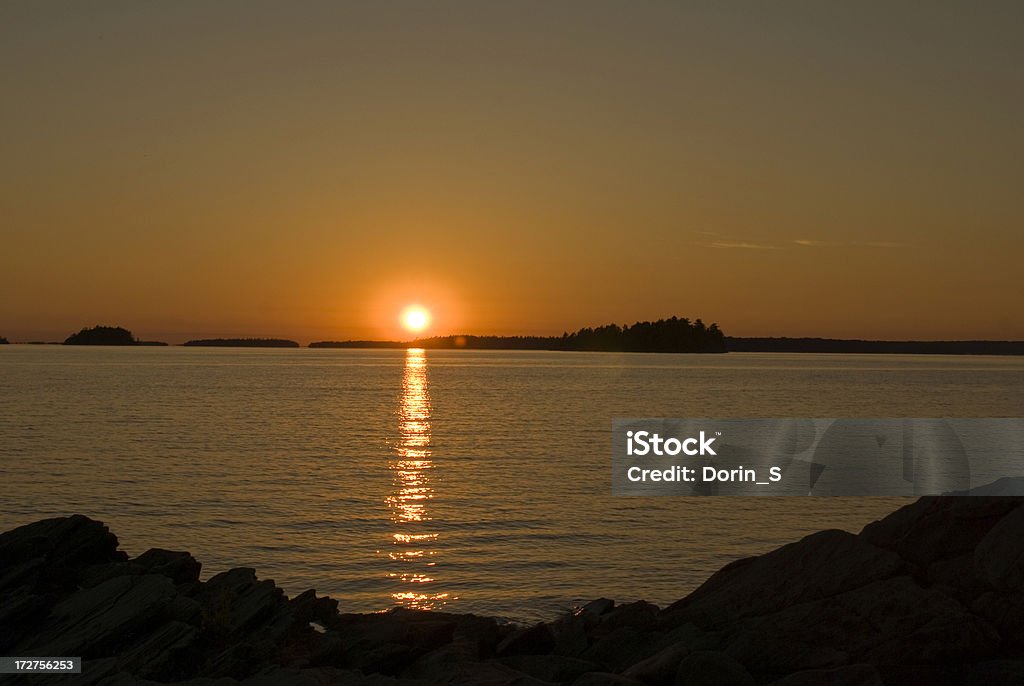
[400,305,431,334]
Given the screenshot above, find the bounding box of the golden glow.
[400,305,431,334]
[383,348,453,610]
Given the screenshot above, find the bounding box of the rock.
[401,640,478,679]
[571,673,645,686]
[961,659,1024,686]
[725,576,998,673]
[0,587,49,651]
[577,598,615,626]
[0,515,123,592]
[451,614,503,658]
[289,589,339,626]
[4,499,1024,686]
[592,601,659,637]
[16,573,178,657]
[975,504,1024,590]
[135,548,203,585]
[436,660,554,685]
[550,614,590,658]
[196,568,291,640]
[497,622,556,657]
[116,619,199,679]
[663,530,904,630]
[861,497,1023,567]
[622,640,690,685]
[972,590,1024,645]
[580,626,652,674]
[674,651,754,686]
[767,663,884,686]
[925,553,986,604]
[500,654,600,683]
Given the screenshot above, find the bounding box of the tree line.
[312,316,727,353]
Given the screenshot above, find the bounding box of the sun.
[400,305,431,334]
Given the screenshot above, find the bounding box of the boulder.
[674,651,754,686]
[577,598,615,626]
[591,601,659,637]
[663,530,904,629]
[497,622,556,657]
[135,548,203,585]
[17,573,178,657]
[580,626,652,674]
[725,576,998,673]
[861,497,1023,567]
[195,568,291,640]
[499,654,600,683]
[572,674,645,686]
[622,641,690,686]
[960,659,1024,686]
[289,588,339,626]
[974,504,1024,590]
[0,515,122,592]
[767,664,884,686]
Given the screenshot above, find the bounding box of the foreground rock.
[3,498,1024,684]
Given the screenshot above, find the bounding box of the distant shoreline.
[310,335,1024,356]
[3,338,1023,355]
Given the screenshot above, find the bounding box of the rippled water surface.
[2,346,1021,621]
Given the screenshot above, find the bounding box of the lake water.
[1,346,1021,622]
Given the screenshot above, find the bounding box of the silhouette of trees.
[557,316,726,352]
[0,336,8,344]
[63,326,137,345]
[726,337,1024,355]
[184,338,300,348]
[310,316,728,353]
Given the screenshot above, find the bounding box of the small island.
[183,338,301,348]
[0,335,8,344]
[63,325,167,346]
[312,316,728,353]
[726,336,1024,355]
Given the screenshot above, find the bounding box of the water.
[1,346,1021,622]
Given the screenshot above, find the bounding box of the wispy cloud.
[794,239,912,249]
[701,240,783,250]
[692,233,912,252]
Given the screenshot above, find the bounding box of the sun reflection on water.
[384,348,451,610]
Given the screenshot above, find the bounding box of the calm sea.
[1,346,1021,622]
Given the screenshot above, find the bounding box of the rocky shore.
[3,498,1024,685]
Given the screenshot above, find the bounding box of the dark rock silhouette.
[0,335,8,344]
[3,497,1024,684]
[183,339,300,348]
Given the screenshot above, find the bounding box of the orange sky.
[2,3,1022,343]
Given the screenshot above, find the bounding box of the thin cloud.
[793,239,835,246]
[794,239,912,248]
[699,240,783,250]
[863,241,912,248]
[692,235,912,251]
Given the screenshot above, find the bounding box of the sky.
[2,1,1022,343]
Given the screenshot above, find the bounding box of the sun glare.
[401,305,431,334]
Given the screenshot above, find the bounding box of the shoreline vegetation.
[314,317,728,354]
[4,496,1024,684]
[183,338,301,348]
[3,320,1022,354]
[62,325,167,346]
